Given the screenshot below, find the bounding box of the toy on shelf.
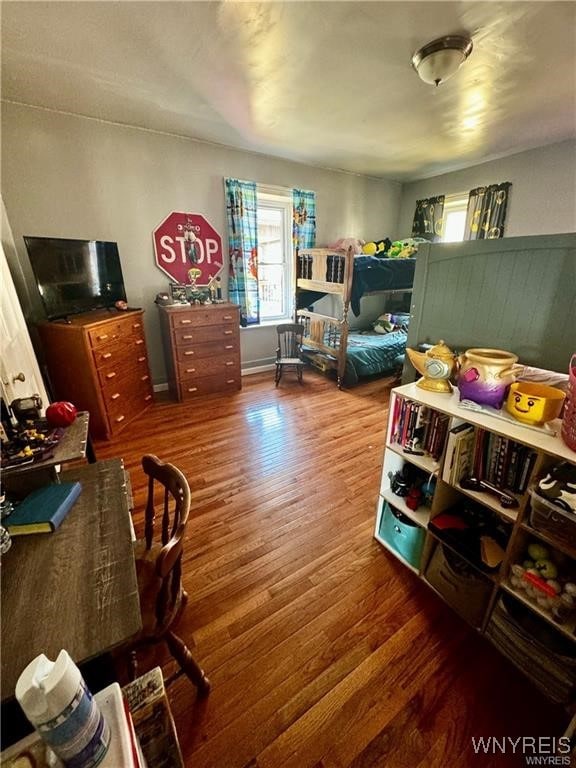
[406,340,457,393]
[457,348,518,409]
[506,381,566,426]
[509,540,576,625]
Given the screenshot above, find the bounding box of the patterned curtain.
[411,196,445,242]
[464,182,512,240]
[225,178,259,325]
[292,189,316,251]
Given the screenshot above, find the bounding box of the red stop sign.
[153,211,223,286]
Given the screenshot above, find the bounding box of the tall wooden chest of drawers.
[157,304,241,401]
[38,310,154,440]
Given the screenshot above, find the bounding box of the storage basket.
[529,489,576,552]
[486,595,576,704]
[424,542,492,627]
[561,353,576,452]
[378,501,425,569]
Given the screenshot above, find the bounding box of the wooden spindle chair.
[127,454,210,696]
[275,323,305,386]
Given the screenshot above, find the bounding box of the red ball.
[46,401,78,427]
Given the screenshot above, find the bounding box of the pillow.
[391,312,410,331]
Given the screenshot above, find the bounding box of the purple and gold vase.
[457,348,518,409]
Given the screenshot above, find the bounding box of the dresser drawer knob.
[182,334,193,340]
[226,379,236,384]
[225,345,234,350]
[186,368,196,373]
[184,350,194,356]
[145,394,152,401]
[223,315,232,320]
[180,319,192,325]
[224,330,233,335]
[225,361,234,366]
[115,415,126,423]
[135,339,144,345]
[111,392,121,400]
[97,334,109,341]
[106,372,117,379]
[187,387,198,393]
[138,356,146,362]
[132,323,141,329]
[102,352,112,360]
[141,375,149,381]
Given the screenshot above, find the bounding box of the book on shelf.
[442,423,473,484]
[5,481,82,535]
[451,427,476,485]
[495,437,510,488]
[517,450,537,493]
[466,430,538,496]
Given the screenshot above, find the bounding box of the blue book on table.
[5,482,82,535]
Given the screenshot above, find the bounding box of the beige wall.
[1,102,401,383]
[4,102,574,386]
[397,140,576,239]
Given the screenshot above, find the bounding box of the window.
[441,194,468,243]
[257,190,293,322]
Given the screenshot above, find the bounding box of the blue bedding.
[350,257,415,316]
[302,328,407,385]
[346,329,407,377]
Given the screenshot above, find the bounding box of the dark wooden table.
[0,458,141,701]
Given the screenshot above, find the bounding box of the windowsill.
[240,319,291,330]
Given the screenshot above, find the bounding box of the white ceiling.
[2,1,575,181]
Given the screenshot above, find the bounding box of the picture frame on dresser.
[169,284,189,304]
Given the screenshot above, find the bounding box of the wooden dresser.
[38,310,153,440]
[157,303,241,401]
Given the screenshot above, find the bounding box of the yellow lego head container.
[506,381,566,426]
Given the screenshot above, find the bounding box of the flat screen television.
[24,236,127,320]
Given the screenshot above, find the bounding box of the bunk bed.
[296,247,416,388]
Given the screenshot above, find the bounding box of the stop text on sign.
[153,211,223,286]
[157,235,220,265]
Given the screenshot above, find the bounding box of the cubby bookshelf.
[375,382,576,704]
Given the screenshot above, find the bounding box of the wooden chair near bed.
[275,323,305,386]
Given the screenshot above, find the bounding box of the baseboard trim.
[153,366,274,391]
[242,364,275,376]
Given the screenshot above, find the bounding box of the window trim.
[256,189,293,323]
[441,193,468,243]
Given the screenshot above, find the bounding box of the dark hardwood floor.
[94,369,566,768]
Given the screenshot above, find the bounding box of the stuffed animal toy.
[362,238,391,256]
[373,313,395,334]
[327,237,365,254]
[389,239,418,258]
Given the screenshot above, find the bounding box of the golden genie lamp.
[406,340,457,393]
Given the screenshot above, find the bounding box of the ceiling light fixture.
[412,35,473,87]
